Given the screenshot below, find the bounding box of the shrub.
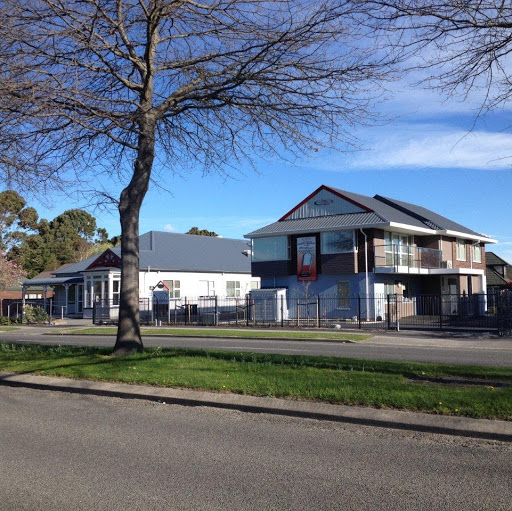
[24,305,48,324]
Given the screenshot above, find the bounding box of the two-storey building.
[245,185,496,320]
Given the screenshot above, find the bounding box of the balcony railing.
[374,244,443,272]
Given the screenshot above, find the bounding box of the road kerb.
[1,372,511,442]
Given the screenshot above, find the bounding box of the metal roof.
[136,231,252,273]
[245,186,493,241]
[246,212,386,237]
[23,276,83,287]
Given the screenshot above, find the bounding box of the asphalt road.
[1,385,510,511]
[1,328,512,366]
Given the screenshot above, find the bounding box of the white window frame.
[226,280,241,297]
[472,244,482,264]
[456,239,466,261]
[168,280,180,299]
[384,232,413,266]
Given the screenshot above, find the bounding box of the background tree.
[0,190,39,253]
[1,0,396,354]
[186,227,219,237]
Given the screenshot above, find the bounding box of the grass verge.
[0,327,19,332]
[0,343,510,420]
[61,327,370,342]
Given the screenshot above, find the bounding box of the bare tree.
[0,0,395,354]
[364,1,512,110]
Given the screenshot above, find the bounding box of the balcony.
[374,244,443,274]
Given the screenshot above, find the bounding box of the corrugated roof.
[41,232,252,283]
[245,186,492,240]
[246,212,386,237]
[136,231,252,273]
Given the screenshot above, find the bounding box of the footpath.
[1,371,511,443]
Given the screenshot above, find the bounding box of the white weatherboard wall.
[139,270,259,299]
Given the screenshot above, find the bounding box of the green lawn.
[0,327,19,332]
[62,327,370,342]
[1,343,510,420]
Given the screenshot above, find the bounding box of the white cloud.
[309,125,512,171]
[163,223,177,232]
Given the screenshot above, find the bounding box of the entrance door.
[448,278,458,314]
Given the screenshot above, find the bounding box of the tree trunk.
[113,119,156,356]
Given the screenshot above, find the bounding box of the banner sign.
[297,236,317,281]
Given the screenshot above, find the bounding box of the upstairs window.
[321,231,354,254]
[456,239,466,261]
[252,236,290,262]
[472,244,482,263]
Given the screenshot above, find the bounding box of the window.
[112,279,120,305]
[168,280,180,298]
[226,281,241,297]
[250,281,260,290]
[337,281,350,308]
[384,282,395,297]
[321,231,354,254]
[252,236,290,262]
[456,239,466,261]
[384,232,413,266]
[472,244,482,263]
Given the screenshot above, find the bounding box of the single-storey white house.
[23,231,259,319]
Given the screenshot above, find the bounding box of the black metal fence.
[91,290,512,334]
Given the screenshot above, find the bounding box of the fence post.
[252,299,256,326]
[185,297,188,325]
[386,294,390,330]
[281,295,284,328]
[297,298,300,327]
[358,294,361,329]
[92,301,96,325]
[215,295,219,326]
[439,295,443,330]
[316,296,320,328]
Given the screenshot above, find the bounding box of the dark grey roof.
[24,276,83,286]
[486,251,510,267]
[247,212,386,237]
[51,231,252,277]
[486,268,509,287]
[374,195,484,237]
[137,231,251,273]
[53,253,103,275]
[246,186,492,240]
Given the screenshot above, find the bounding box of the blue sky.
[34,77,512,263]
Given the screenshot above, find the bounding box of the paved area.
[2,323,512,366]
[1,371,510,442]
[2,384,510,511]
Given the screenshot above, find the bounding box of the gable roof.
[135,231,251,273]
[486,268,510,287]
[486,251,510,267]
[27,231,252,286]
[245,185,496,243]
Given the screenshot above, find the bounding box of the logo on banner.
[297,236,317,281]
